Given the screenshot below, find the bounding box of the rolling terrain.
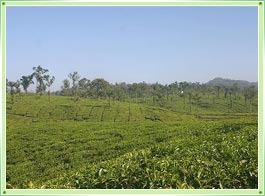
[6,93,258,189]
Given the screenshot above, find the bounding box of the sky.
[6,6,258,91]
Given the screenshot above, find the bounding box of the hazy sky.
[7,6,258,91]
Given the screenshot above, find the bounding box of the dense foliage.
[6,93,258,189]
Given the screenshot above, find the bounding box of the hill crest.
[206,77,258,89]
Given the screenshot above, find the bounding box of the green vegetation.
[6,92,258,189]
[6,67,258,189]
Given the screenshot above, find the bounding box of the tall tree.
[7,81,16,104]
[90,78,110,99]
[61,79,71,96]
[192,93,201,112]
[231,83,240,100]
[187,91,192,113]
[14,80,21,94]
[243,86,257,112]
[106,85,113,106]
[68,71,80,97]
[6,79,9,93]
[44,75,55,101]
[215,85,221,97]
[7,81,16,94]
[78,78,90,89]
[32,65,49,95]
[78,78,90,97]
[20,75,34,94]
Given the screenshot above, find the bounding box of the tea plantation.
[6,94,258,189]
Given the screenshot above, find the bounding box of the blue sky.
[7,6,258,91]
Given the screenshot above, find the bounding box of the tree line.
[6,65,55,102]
[6,65,257,109]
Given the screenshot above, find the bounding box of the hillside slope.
[6,94,258,189]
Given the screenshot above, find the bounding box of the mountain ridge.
[206,77,258,89]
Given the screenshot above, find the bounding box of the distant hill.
[206,77,258,89]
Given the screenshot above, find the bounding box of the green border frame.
[0,1,264,195]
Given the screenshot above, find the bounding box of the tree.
[192,93,201,112]
[14,80,21,94]
[20,75,34,94]
[78,77,90,97]
[231,83,240,100]
[113,83,127,102]
[179,81,189,92]
[164,84,169,100]
[131,83,139,103]
[229,90,233,108]
[68,71,80,97]
[32,65,49,95]
[215,85,221,97]
[44,75,55,101]
[243,86,257,112]
[90,78,110,99]
[168,82,178,101]
[106,85,113,106]
[224,87,229,98]
[7,81,15,93]
[61,79,70,96]
[6,79,9,93]
[78,78,90,89]
[187,91,192,113]
[7,81,16,104]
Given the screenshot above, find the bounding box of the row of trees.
[56,71,257,108]
[6,65,55,100]
[6,66,258,109]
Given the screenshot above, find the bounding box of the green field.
[6,94,258,189]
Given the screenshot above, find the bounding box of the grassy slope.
[6,94,258,189]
